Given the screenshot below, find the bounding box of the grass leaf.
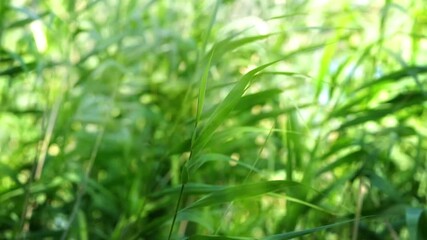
[181,180,302,211]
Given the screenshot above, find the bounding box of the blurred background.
[0,0,426,239]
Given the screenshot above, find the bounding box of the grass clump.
[0,0,426,239]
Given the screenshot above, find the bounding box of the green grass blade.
[180,180,302,211]
[177,209,215,233]
[196,50,214,125]
[356,65,427,91]
[188,153,261,172]
[406,207,424,240]
[271,193,337,215]
[192,59,283,156]
[152,183,227,197]
[317,149,366,175]
[264,217,376,240]
[205,34,275,64]
[189,235,253,240]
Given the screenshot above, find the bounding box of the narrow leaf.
[192,59,283,155]
[181,180,301,211]
[406,207,424,240]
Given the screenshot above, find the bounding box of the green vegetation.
[1,0,427,239]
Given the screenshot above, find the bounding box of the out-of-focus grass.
[0,0,426,239]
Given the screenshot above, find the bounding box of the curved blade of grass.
[177,209,215,233]
[188,153,261,172]
[315,42,336,99]
[205,34,275,64]
[356,65,427,91]
[378,126,417,137]
[192,59,283,156]
[328,92,369,118]
[200,88,298,122]
[193,43,330,156]
[264,216,377,240]
[337,108,399,131]
[180,180,302,211]
[319,137,354,159]
[207,126,275,141]
[275,169,358,233]
[271,193,337,215]
[337,92,427,131]
[235,88,283,111]
[242,104,312,124]
[382,90,427,106]
[259,71,312,79]
[317,149,367,175]
[151,183,228,197]
[189,235,253,240]
[196,49,214,124]
[310,170,358,208]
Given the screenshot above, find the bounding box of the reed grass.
[0,0,426,239]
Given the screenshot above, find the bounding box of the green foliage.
[1,0,427,239]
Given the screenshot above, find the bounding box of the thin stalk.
[352,177,368,240]
[167,1,220,238]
